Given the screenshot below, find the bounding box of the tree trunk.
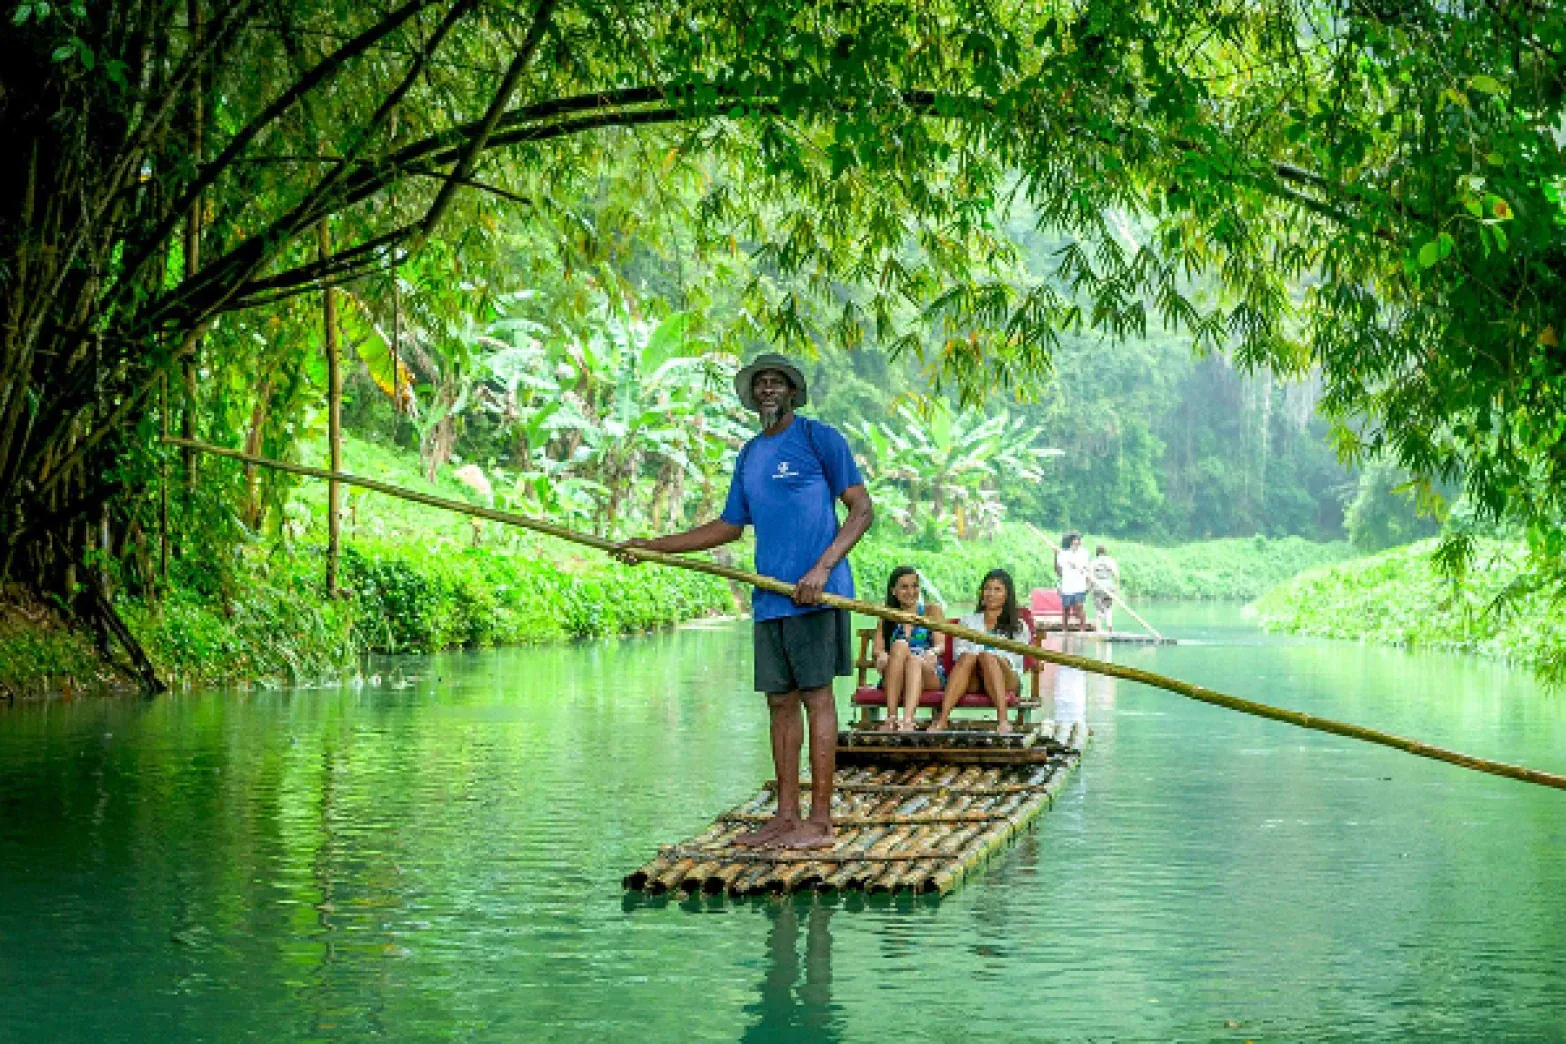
[423,398,456,482]
[319,222,342,594]
[242,382,272,529]
[181,0,206,494]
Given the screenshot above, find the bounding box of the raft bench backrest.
[852,608,1044,713]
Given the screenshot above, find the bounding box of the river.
[1,604,1563,1040]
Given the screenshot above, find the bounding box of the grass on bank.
[1253,538,1566,679]
[856,526,1354,608]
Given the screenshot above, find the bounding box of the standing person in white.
[1055,532,1090,633]
[1090,544,1121,632]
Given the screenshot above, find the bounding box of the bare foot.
[996,719,1013,735]
[877,717,898,732]
[734,814,798,848]
[776,820,835,850]
[929,718,948,732]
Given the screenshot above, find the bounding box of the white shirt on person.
[1058,546,1090,595]
[1090,554,1120,593]
[952,611,1032,673]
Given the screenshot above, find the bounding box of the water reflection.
[742,899,839,1042]
[1040,634,1113,724]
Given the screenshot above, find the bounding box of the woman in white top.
[1055,531,1091,632]
[931,569,1032,734]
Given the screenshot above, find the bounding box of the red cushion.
[852,685,1019,708]
[1030,589,1062,615]
[1016,607,1038,672]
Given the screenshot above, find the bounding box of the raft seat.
[851,610,1042,726]
[852,687,1018,708]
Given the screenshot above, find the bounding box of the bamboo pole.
[164,436,1566,795]
[1096,585,1162,639]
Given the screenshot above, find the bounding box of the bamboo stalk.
[721,811,1019,826]
[659,844,998,864]
[318,221,343,596]
[165,436,1566,794]
[1097,586,1162,639]
[763,781,1043,795]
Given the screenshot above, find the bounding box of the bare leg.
[777,685,837,849]
[931,653,978,731]
[900,651,926,727]
[976,653,1013,733]
[907,658,943,728]
[879,640,910,730]
[736,691,804,847]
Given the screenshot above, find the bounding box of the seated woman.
[931,569,1031,734]
[872,566,946,731]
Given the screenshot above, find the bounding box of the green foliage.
[849,401,1057,539]
[339,541,731,652]
[1255,540,1566,682]
[1344,458,1442,552]
[0,625,115,699]
[121,554,358,687]
[104,536,733,687]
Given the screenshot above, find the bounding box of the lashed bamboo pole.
[164,436,1566,794]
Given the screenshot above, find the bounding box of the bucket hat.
[733,352,809,411]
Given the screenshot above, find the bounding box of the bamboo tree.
[181,0,206,495]
[318,221,342,594]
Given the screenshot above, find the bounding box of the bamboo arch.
[166,436,1566,793]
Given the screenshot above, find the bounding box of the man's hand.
[613,538,657,566]
[793,563,831,605]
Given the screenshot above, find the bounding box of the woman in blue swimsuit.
[873,565,947,731]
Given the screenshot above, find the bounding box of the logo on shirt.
[773,461,797,479]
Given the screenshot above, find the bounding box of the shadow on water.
[741,897,839,1043]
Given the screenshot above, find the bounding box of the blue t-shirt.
[720,416,864,622]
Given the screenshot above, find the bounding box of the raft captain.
[616,353,874,850]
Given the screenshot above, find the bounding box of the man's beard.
[757,404,782,429]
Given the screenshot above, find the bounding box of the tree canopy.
[3,0,1564,593]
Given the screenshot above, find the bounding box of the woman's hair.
[883,565,921,642]
[1062,531,1082,549]
[975,568,1019,637]
[1096,545,1108,556]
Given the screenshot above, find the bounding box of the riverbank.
[857,527,1353,606]
[1253,538,1566,680]
[1,546,737,697]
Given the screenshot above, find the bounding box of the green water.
[2,604,1563,1041]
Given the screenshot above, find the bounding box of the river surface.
[2,604,1563,1041]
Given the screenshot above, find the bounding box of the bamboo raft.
[623,720,1086,898]
[1078,631,1178,645]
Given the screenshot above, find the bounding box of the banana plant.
[851,399,1060,537]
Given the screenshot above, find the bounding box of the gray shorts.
[753,609,853,694]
